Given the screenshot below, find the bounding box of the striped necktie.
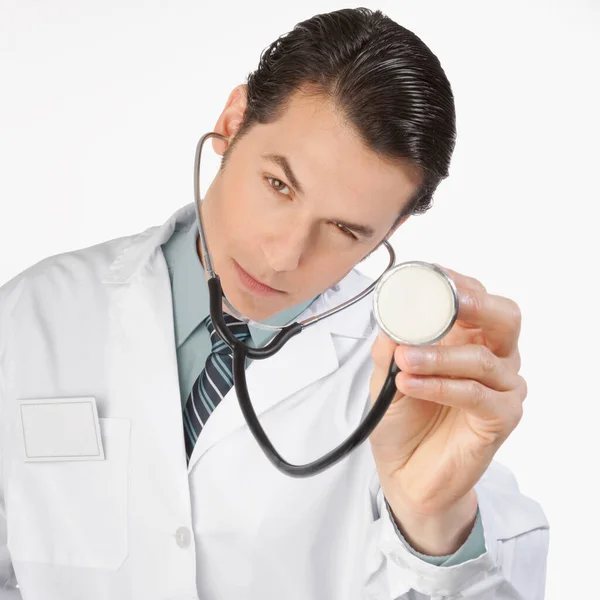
[183,313,251,464]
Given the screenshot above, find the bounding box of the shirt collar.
[162,221,316,349]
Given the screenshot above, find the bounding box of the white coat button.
[175,526,191,548]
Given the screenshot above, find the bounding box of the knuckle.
[470,380,487,408]
[518,375,528,401]
[473,278,487,293]
[469,289,485,317]
[508,299,522,329]
[478,346,496,375]
[515,401,524,423]
[509,397,524,428]
[505,379,527,428]
[513,349,522,373]
[430,347,445,370]
[429,377,445,397]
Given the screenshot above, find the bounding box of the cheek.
[303,252,359,292]
[221,173,264,232]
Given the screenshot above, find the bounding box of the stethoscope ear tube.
[208,277,303,359]
[232,345,400,478]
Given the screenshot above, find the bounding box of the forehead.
[247,91,421,217]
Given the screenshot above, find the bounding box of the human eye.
[266,176,291,197]
[332,222,358,240]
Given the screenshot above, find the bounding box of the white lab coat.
[0,203,549,600]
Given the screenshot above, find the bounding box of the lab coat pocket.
[6,417,130,570]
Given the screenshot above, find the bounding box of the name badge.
[18,396,105,462]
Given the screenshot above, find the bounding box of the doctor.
[0,7,548,600]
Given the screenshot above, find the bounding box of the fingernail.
[403,347,424,366]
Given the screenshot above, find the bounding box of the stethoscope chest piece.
[373,261,459,346]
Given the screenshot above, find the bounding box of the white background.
[1,1,598,597]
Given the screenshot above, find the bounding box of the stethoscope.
[193,131,459,478]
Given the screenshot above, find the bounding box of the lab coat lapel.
[187,274,376,471]
[102,205,198,470]
[187,306,340,470]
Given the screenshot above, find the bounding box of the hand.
[368,264,527,555]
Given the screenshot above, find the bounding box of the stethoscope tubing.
[208,276,400,477]
[197,130,401,477]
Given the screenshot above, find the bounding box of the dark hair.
[223,7,456,226]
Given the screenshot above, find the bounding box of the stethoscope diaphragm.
[373,261,459,346]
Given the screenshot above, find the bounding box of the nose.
[261,219,312,273]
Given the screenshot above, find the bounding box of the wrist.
[386,489,479,556]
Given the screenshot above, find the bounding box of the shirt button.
[175,526,192,548]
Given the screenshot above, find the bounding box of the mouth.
[232,260,284,297]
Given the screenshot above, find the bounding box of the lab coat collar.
[159,216,210,348]
[102,203,193,286]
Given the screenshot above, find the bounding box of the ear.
[212,84,248,155]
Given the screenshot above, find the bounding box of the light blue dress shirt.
[160,219,315,406]
[160,218,485,567]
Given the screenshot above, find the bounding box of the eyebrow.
[262,153,305,195]
[333,219,376,238]
[261,153,376,238]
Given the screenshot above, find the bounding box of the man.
[0,8,548,599]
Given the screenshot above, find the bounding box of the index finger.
[433,263,487,295]
[434,263,521,358]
